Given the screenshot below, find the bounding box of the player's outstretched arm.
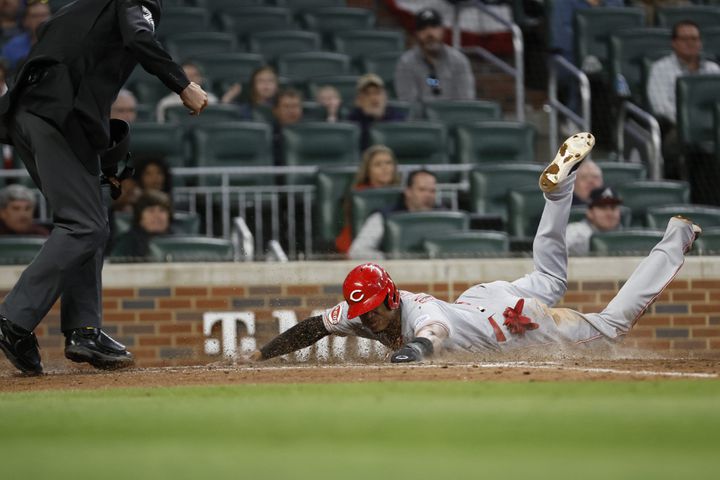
[250,316,330,361]
[390,323,448,363]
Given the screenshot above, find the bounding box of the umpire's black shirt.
[0,0,189,174]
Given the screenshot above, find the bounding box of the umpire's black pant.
[0,110,109,332]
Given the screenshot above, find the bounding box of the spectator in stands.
[335,145,401,254]
[1,0,50,70]
[349,169,438,260]
[272,88,303,165]
[348,73,407,151]
[111,89,138,124]
[134,156,173,198]
[0,0,22,44]
[112,190,172,260]
[572,159,603,206]
[566,186,623,256]
[156,62,218,123]
[647,20,720,180]
[394,8,475,103]
[0,59,11,170]
[226,65,279,119]
[315,85,341,123]
[0,184,49,235]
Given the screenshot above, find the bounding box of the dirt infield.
[1,355,718,393]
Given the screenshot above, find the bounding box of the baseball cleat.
[0,315,43,375]
[672,215,702,236]
[539,132,595,193]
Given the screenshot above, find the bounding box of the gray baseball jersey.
[323,173,697,354]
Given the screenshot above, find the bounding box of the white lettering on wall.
[203,310,385,361]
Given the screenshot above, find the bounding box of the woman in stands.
[335,145,401,254]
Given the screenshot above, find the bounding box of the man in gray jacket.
[394,8,475,102]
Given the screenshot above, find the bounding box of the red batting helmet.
[343,263,400,319]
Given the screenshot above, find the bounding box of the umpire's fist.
[180,82,209,115]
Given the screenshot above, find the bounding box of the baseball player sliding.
[249,133,701,363]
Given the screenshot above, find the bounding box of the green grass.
[1,380,719,479]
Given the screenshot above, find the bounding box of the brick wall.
[9,273,720,367]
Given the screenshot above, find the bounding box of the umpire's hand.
[181,82,209,115]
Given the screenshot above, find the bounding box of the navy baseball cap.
[589,186,622,208]
[416,8,442,30]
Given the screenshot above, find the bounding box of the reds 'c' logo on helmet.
[342,263,400,319]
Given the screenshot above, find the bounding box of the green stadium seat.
[590,230,664,256]
[656,6,720,31]
[455,121,536,165]
[424,100,502,130]
[695,226,720,254]
[301,7,374,37]
[195,53,265,94]
[386,100,412,118]
[164,32,238,62]
[608,28,671,104]
[306,75,359,105]
[676,75,720,153]
[574,7,645,70]
[469,164,542,222]
[204,0,266,12]
[282,122,359,184]
[157,7,212,38]
[361,51,403,86]
[703,26,720,61]
[646,205,720,229]
[423,231,509,259]
[507,186,545,238]
[278,0,346,11]
[332,30,405,66]
[382,211,469,257]
[219,7,294,37]
[276,52,351,81]
[135,104,155,122]
[616,180,691,226]
[248,31,321,62]
[351,187,403,236]
[301,101,329,121]
[0,236,46,265]
[150,236,234,262]
[368,122,448,167]
[314,168,355,250]
[164,104,246,124]
[129,123,189,168]
[113,211,200,237]
[126,68,167,105]
[595,161,647,187]
[191,122,273,185]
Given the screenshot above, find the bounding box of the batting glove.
[390,337,434,363]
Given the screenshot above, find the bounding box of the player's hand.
[180,82,209,115]
[390,338,434,363]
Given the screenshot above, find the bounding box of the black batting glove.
[390,337,434,363]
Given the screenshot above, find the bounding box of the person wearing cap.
[394,8,475,103]
[566,186,623,256]
[348,73,407,151]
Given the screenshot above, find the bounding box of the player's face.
[0,200,34,233]
[404,172,437,212]
[359,302,397,333]
[587,204,621,232]
[672,25,702,63]
[367,152,396,187]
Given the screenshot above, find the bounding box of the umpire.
[0,0,208,375]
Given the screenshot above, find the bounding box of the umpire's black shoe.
[0,315,43,375]
[65,327,134,370]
